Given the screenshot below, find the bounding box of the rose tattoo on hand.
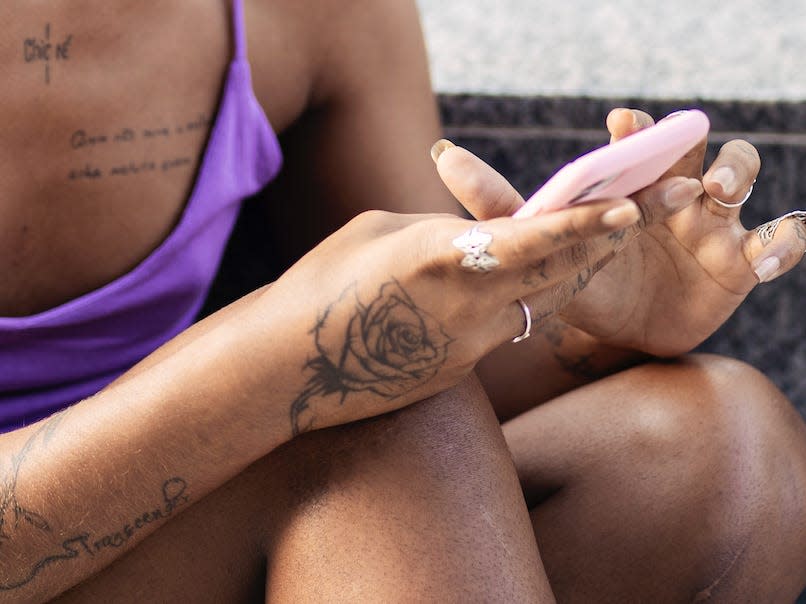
[290,280,452,435]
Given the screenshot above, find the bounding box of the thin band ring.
[712,180,755,209]
[512,298,532,343]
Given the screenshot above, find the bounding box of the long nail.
[711,166,736,197]
[664,178,704,211]
[752,254,782,283]
[431,139,456,163]
[601,201,641,228]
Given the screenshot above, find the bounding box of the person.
[1,0,805,601]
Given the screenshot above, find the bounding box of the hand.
[273,198,649,434]
[434,112,806,357]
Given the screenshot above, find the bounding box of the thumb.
[431,140,525,220]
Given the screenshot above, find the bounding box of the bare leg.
[505,353,806,603]
[56,375,553,603]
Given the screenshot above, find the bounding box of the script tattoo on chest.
[66,115,212,183]
[23,23,73,85]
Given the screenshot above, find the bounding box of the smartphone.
[513,109,710,218]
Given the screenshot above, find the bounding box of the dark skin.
[2,1,806,602]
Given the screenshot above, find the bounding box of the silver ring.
[452,224,500,272]
[512,298,532,343]
[757,210,806,247]
[712,180,755,209]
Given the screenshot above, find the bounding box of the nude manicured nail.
[430,139,455,163]
[753,255,781,283]
[711,166,736,196]
[664,178,703,210]
[601,202,641,228]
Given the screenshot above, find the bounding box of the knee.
[616,353,806,592]
[621,353,805,469]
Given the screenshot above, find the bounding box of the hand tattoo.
[289,280,453,435]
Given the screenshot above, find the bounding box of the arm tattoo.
[289,280,453,436]
[0,409,190,591]
[0,410,70,543]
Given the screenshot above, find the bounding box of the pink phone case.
[514,110,710,218]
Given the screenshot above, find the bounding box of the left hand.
[433,110,806,357]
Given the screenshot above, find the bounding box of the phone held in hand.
[514,110,710,218]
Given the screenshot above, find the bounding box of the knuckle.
[505,229,534,266]
[349,209,393,233]
[410,219,466,283]
[562,210,589,242]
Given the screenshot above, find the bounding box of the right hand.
[267,183,695,435]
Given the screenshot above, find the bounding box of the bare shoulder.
[245,0,427,127]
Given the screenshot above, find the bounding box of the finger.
[517,251,616,338]
[630,176,704,228]
[608,109,708,180]
[442,198,640,303]
[703,139,762,217]
[606,108,655,143]
[432,140,526,220]
[744,212,806,283]
[518,223,637,294]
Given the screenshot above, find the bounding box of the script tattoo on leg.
[289,280,453,436]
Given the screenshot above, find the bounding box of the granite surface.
[416,0,806,101]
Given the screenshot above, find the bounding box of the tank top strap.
[231,0,248,61]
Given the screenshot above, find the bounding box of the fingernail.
[711,166,736,196]
[752,255,781,283]
[664,178,704,210]
[601,201,641,228]
[659,109,688,122]
[431,139,455,163]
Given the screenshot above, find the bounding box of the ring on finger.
[757,210,806,247]
[452,224,500,272]
[512,298,532,343]
[712,179,756,209]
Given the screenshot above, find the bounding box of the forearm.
[0,285,301,602]
[477,317,649,421]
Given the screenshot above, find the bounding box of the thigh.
[263,374,552,602]
[504,354,806,603]
[56,375,554,603]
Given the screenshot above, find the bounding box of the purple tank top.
[0,0,283,433]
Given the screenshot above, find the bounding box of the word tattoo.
[23,24,73,85]
[66,115,211,182]
[0,412,189,590]
[289,280,453,435]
